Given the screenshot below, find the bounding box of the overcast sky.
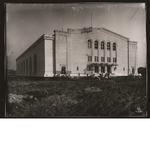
[6,3,146,70]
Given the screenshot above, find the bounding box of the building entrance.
[95,66,99,73]
[61,66,66,74]
[132,67,135,74]
[101,66,105,73]
[107,66,111,73]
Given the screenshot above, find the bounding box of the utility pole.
[127,40,129,76]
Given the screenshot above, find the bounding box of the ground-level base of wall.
[70,73,86,77]
[55,71,71,76]
[44,71,54,77]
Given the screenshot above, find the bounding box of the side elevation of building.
[16,34,54,77]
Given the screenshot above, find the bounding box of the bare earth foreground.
[7,76,146,117]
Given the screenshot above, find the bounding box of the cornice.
[101,28,129,41]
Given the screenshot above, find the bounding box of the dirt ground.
[6,76,147,117]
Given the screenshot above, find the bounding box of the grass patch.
[7,76,146,117]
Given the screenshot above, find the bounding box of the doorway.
[132,67,135,74]
[61,66,66,74]
[95,66,99,73]
[101,66,105,73]
[107,66,111,73]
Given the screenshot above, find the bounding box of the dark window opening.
[61,66,66,74]
[24,60,25,74]
[77,66,79,70]
[26,59,28,74]
[29,57,32,75]
[101,57,105,62]
[113,57,117,63]
[88,56,92,62]
[101,66,105,73]
[95,66,99,73]
[107,57,111,62]
[132,68,135,74]
[95,56,99,62]
[107,42,110,50]
[88,40,92,48]
[94,41,98,49]
[34,54,37,75]
[101,41,104,49]
[113,43,116,51]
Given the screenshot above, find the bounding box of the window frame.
[101,41,105,49]
[107,57,111,62]
[113,43,116,51]
[88,56,92,62]
[94,41,98,49]
[113,57,117,63]
[88,40,92,49]
[107,42,110,50]
[101,57,105,62]
[95,56,99,62]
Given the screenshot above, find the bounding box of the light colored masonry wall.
[16,36,45,77]
[54,31,71,75]
[69,28,129,76]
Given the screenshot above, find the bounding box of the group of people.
[99,72,110,79]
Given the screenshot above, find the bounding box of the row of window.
[17,54,37,75]
[88,56,117,63]
[88,40,116,50]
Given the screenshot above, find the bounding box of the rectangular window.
[95,66,99,73]
[107,57,111,62]
[123,68,125,71]
[95,56,99,62]
[113,57,117,63]
[89,66,91,71]
[101,57,105,62]
[88,56,92,62]
[77,67,79,70]
[101,66,105,73]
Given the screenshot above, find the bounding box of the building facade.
[16,27,137,77]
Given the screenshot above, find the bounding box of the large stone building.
[16,27,137,77]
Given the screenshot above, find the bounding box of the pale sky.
[6,3,146,70]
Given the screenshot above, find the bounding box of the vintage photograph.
[6,3,147,117]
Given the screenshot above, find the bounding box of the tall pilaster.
[104,42,107,63]
[105,66,107,73]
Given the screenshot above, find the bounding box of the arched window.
[21,62,23,74]
[107,42,110,50]
[19,62,21,74]
[88,40,92,48]
[19,63,20,74]
[113,43,116,51]
[101,41,105,49]
[34,54,37,75]
[94,41,98,49]
[29,57,32,75]
[24,60,25,74]
[26,59,28,74]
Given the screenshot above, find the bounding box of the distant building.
[16,27,137,77]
